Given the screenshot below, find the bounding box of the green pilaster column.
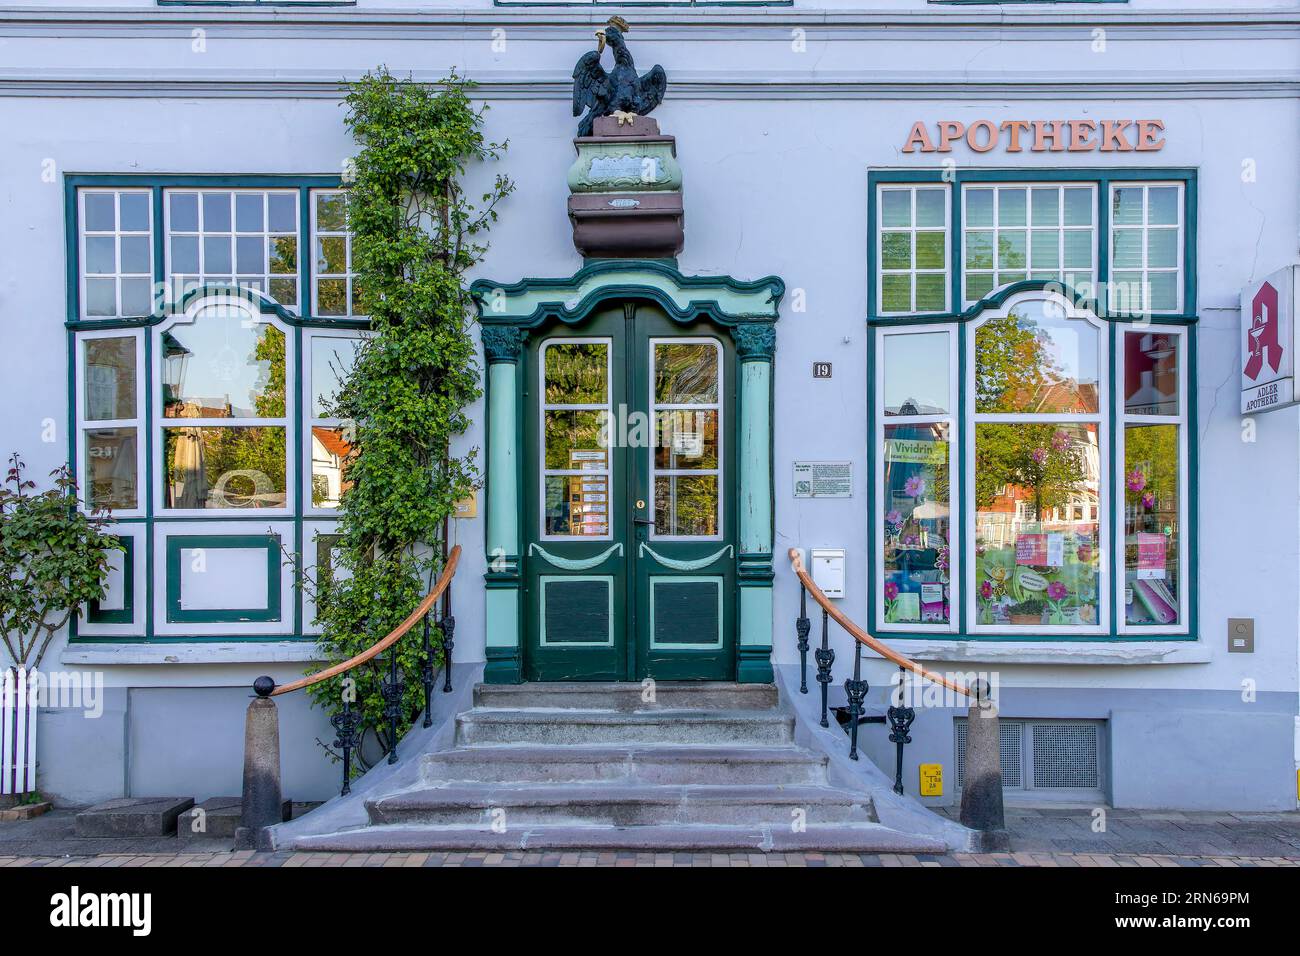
[482,325,525,684]
[731,322,776,683]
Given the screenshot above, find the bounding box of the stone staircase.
[288,682,948,853]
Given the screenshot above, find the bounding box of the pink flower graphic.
[979,580,993,600]
[1126,468,1146,493]
[1047,581,1069,602]
[904,475,926,497]
[1142,492,1155,510]
[884,581,900,602]
[885,509,902,526]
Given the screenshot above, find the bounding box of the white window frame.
[874,324,959,633]
[960,182,1098,307]
[539,337,614,542]
[876,183,951,317]
[152,293,295,518]
[75,328,147,518]
[964,290,1111,636]
[1115,324,1190,635]
[1106,181,1185,317]
[649,336,724,542]
[78,188,154,320]
[163,187,300,311]
[303,329,366,518]
[309,188,363,318]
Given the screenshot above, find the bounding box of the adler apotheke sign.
[1241,265,1299,415]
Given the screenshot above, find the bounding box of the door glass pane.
[654,410,718,469]
[162,425,287,509]
[1124,330,1179,416]
[160,305,286,419]
[654,342,718,404]
[544,411,608,470]
[1123,423,1180,626]
[84,337,137,421]
[545,474,609,536]
[84,427,138,510]
[654,475,718,537]
[974,301,1100,414]
[883,422,950,624]
[545,342,607,404]
[884,332,949,416]
[973,422,1101,627]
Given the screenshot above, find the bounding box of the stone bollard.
[959,679,1010,851]
[234,676,282,850]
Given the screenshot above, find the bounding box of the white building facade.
[1,0,1298,811]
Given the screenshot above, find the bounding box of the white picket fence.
[1,667,38,795]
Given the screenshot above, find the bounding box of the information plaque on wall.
[792,461,852,498]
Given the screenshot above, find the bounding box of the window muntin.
[1118,328,1187,632]
[963,184,1095,306]
[155,301,292,513]
[541,339,612,539]
[311,189,363,317]
[305,331,362,513]
[877,327,957,630]
[165,189,299,309]
[76,331,145,515]
[79,189,154,318]
[970,297,1107,633]
[1108,183,1183,315]
[878,185,949,315]
[651,339,723,539]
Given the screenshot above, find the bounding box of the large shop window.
[870,170,1194,640]
[873,293,1191,639]
[69,177,364,642]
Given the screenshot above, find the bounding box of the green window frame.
[65,174,368,645]
[867,168,1197,643]
[164,533,282,624]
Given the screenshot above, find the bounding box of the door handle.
[633,517,654,526]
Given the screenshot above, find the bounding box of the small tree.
[0,454,120,669]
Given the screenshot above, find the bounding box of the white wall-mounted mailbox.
[810,549,846,598]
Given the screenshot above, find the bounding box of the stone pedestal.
[959,693,1010,850]
[235,695,283,850]
[568,115,684,259]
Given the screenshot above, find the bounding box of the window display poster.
[1137,532,1167,579]
[1016,533,1047,566]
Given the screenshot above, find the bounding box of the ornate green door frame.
[472,260,784,684]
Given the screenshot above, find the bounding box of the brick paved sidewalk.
[3,806,1297,867]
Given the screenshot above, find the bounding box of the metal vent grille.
[955,720,1023,789]
[1032,722,1100,789]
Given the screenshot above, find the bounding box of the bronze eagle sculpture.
[572,17,668,138]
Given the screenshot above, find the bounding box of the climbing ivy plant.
[306,68,512,757]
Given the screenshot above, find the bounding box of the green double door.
[523,303,737,681]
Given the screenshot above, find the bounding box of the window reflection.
[161,307,286,419]
[883,422,950,623]
[85,337,136,421]
[655,342,718,404]
[975,302,1099,414]
[974,422,1101,627]
[311,425,356,509]
[1124,331,1179,416]
[654,475,717,537]
[1124,423,1179,625]
[85,428,138,511]
[162,426,287,509]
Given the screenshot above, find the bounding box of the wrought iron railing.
[787,549,1005,843]
[235,545,461,847]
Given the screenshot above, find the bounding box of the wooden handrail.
[270,544,462,698]
[788,548,971,698]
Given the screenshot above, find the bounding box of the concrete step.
[472,682,779,712]
[455,709,795,747]
[421,746,829,787]
[290,822,946,854]
[368,784,874,827]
